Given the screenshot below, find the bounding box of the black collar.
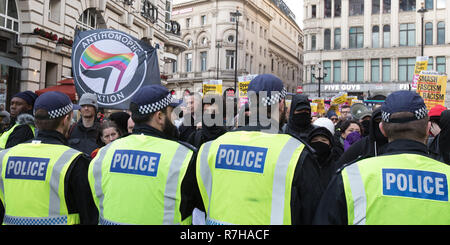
[35,130,69,145]
[383,139,429,157]
[132,124,173,141]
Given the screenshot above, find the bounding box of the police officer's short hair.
[382,112,428,142]
[34,109,68,131]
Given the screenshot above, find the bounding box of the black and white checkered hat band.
[261,88,287,106]
[48,103,73,119]
[138,94,173,115]
[381,106,428,122]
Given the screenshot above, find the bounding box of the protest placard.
[411,56,428,89]
[202,80,223,95]
[416,71,447,110]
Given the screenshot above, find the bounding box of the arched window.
[437,21,445,45]
[324,29,331,50]
[425,22,433,45]
[201,37,208,46]
[372,25,379,48]
[383,25,390,48]
[186,39,193,48]
[0,0,19,33]
[76,8,106,31]
[227,34,235,43]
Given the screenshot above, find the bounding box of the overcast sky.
[284,0,304,28]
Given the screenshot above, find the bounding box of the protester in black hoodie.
[429,110,450,164]
[187,95,227,148]
[334,107,388,169]
[283,94,316,142]
[308,126,343,188]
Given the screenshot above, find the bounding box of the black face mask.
[310,141,331,163]
[361,120,370,137]
[292,112,311,128]
[163,116,179,140]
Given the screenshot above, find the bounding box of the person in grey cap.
[0,91,98,225]
[196,74,323,225]
[68,93,100,155]
[314,90,450,225]
[88,84,201,225]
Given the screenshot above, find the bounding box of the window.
[349,27,364,49]
[312,5,316,18]
[382,58,391,82]
[77,8,101,31]
[371,59,380,82]
[325,0,332,18]
[226,50,235,70]
[349,0,364,16]
[425,22,433,45]
[0,0,19,32]
[399,23,415,46]
[425,0,433,9]
[333,60,341,82]
[250,56,253,73]
[383,0,391,13]
[200,51,207,72]
[372,26,379,48]
[187,39,192,48]
[427,57,434,71]
[186,18,191,28]
[185,53,192,72]
[172,60,177,74]
[398,57,415,82]
[348,59,364,82]
[201,15,206,26]
[334,28,341,49]
[437,21,445,45]
[399,0,416,11]
[335,0,342,17]
[49,0,61,23]
[383,25,390,48]
[436,56,446,73]
[324,29,331,50]
[437,0,445,8]
[230,13,236,23]
[227,35,234,43]
[311,35,316,50]
[372,0,380,14]
[323,61,331,83]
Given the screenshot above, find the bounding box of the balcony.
[164,20,188,56]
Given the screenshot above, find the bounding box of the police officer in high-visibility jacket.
[88,85,200,225]
[196,74,323,225]
[0,91,98,225]
[314,91,450,225]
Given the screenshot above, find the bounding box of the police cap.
[130,85,181,116]
[247,74,287,106]
[381,90,428,123]
[34,91,81,119]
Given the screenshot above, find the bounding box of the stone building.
[303,0,450,104]
[167,0,303,97]
[0,0,186,107]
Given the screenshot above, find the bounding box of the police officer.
[313,91,450,225]
[88,85,200,225]
[0,91,38,149]
[0,91,98,225]
[196,74,323,225]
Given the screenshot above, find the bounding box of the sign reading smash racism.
[72,29,161,109]
[416,70,447,110]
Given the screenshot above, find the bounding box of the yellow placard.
[331,92,348,105]
[203,80,223,95]
[346,96,358,106]
[416,71,447,110]
[239,81,250,97]
[312,98,325,114]
[412,56,428,89]
[310,103,318,114]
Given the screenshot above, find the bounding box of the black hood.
[438,110,450,162]
[288,94,311,130]
[308,126,336,148]
[369,107,388,146]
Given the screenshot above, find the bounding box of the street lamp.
[417,1,427,56]
[312,63,327,97]
[216,42,222,80]
[230,8,242,92]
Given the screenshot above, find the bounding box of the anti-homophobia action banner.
[72,29,161,109]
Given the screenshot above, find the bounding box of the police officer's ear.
[379,122,388,139]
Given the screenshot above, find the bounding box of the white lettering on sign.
[323,84,361,91]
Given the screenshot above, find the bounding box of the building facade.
[303,0,450,104]
[0,0,186,108]
[167,0,303,97]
